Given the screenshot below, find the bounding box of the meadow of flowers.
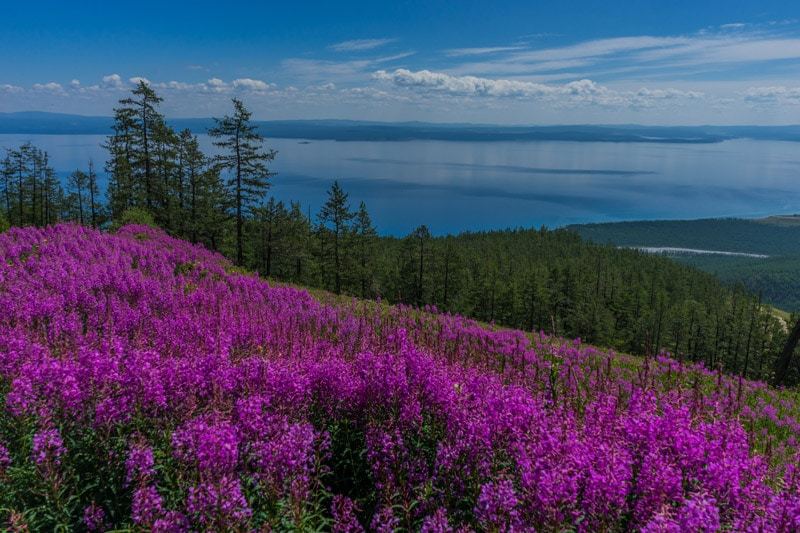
[0,223,799,531]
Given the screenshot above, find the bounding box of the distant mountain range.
[4,111,800,143]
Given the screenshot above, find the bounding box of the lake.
[2,134,800,235]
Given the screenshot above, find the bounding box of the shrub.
[110,207,156,232]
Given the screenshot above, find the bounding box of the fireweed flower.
[0,224,799,530]
[0,442,11,474]
[247,421,318,500]
[82,503,106,531]
[125,443,156,486]
[676,493,720,533]
[152,511,190,533]
[370,506,400,533]
[31,427,65,467]
[172,417,239,475]
[640,511,682,533]
[331,495,364,533]
[185,475,252,529]
[131,485,165,527]
[420,508,454,533]
[475,480,521,531]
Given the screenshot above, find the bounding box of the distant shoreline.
[5,111,800,143]
[625,246,769,258]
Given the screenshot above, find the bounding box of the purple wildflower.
[0,442,11,474]
[83,502,106,531]
[185,475,252,529]
[152,511,190,533]
[677,493,720,532]
[370,506,399,533]
[172,417,239,475]
[0,223,799,531]
[125,443,155,486]
[475,480,520,531]
[331,495,364,533]
[31,427,65,467]
[131,485,164,527]
[421,507,454,533]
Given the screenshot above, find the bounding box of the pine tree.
[252,198,288,277]
[1,153,13,221]
[353,201,377,297]
[776,319,800,385]
[41,162,60,226]
[121,81,165,211]
[29,146,40,226]
[87,160,100,227]
[318,181,354,294]
[2,143,65,227]
[106,81,168,219]
[152,120,179,231]
[67,169,88,224]
[209,98,276,265]
[201,171,230,251]
[105,106,137,218]
[410,225,432,306]
[12,145,29,225]
[178,130,211,243]
[286,201,313,283]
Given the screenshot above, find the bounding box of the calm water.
[2,134,800,235]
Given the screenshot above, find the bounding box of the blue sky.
[3,1,800,124]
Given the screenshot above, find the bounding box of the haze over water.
[2,133,799,235]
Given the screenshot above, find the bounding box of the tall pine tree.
[107,81,167,215]
[67,169,88,225]
[353,201,377,297]
[209,98,276,264]
[317,181,354,294]
[87,160,100,227]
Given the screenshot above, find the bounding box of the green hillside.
[570,217,800,311]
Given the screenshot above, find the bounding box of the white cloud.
[445,46,526,57]
[159,81,193,90]
[434,26,800,83]
[633,36,800,66]
[743,86,800,104]
[513,36,688,63]
[0,84,23,93]
[32,82,63,92]
[374,68,553,97]
[374,68,704,108]
[283,52,414,83]
[231,78,271,91]
[102,73,124,88]
[129,76,151,86]
[329,38,396,52]
[634,87,704,100]
[206,77,228,93]
[70,79,81,88]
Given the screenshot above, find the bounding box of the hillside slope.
[571,218,800,311]
[0,224,798,531]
